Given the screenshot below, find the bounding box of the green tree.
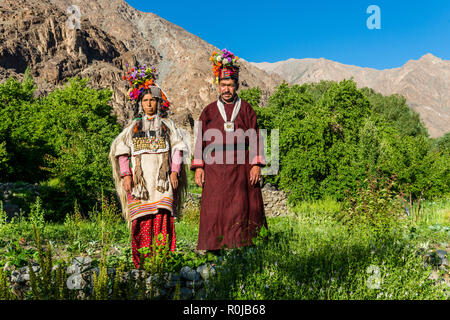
[361,87,428,138]
[0,68,47,182]
[250,79,448,203]
[36,77,121,212]
[0,73,122,217]
[239,87,262,109]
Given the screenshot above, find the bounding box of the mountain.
[2,0,447,138]
[251,54,450,138]
[0,0,282,129]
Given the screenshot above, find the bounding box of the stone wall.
[0,182,40,221]
[181,183,291,218]
[261,183,291,217]
[4,257,217,300]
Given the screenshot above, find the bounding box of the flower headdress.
[123,64,171,111]
[209,49,240,84]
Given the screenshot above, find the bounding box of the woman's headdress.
[209,49,240,84]
[123,64,171,111]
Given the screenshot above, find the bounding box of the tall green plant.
[29,196,45,230]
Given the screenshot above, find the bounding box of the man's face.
[219,79,237,103]
[142,93,158,116]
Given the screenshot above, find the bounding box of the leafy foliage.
[0,73,121,217]
[244,80,448,203]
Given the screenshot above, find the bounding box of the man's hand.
[195,168,205,188]
[249,165,261,186]
[122,175,133,193]
[170,172,178,190]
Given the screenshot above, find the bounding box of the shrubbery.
[0,70,121,219]
[240,80,449,204]
[1,72,448,221]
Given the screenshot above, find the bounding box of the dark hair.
[135,89,168,118]
[137,89,155,103]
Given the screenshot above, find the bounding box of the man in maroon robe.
[190,49,267,253]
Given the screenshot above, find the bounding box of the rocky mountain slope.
[252,54,450,138]
[0,0,282,130]
[2,0,447,137]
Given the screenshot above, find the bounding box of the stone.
[180,266,201,281]
[197,264,216,281]
[2,261,12,272]
[164,280,178,289]
[19,265,40,274]
[71,256,92,273]
[10,270,21,283]
[428,270,439,281]
[179,287,193,300]
[436,250,448,265]
[152,287,168,299]
[186,279,204,289]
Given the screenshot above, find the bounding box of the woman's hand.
[122,175,133,193]
[195,168,205,188]
[170,172,179,190]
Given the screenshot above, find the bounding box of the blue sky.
[125,0,449,70]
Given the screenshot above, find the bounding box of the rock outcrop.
[0,0,283,132]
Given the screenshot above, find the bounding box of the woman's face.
[141,93,158,116]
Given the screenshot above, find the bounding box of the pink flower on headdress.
[129,88,140,100]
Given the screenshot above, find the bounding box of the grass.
[0,195,448,300]
[410,197,450,225]
[208,212,448,299]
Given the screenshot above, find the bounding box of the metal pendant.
[224,121,234,132]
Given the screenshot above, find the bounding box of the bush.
[339,171,405,237]
[249,80,448,203]
[0,73,122,218]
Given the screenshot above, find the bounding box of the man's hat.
[210,49,240,84]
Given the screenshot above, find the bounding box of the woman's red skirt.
[130,210,176,269]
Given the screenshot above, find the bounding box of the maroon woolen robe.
[190,98,267,250]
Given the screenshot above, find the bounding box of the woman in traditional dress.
[110,65,189,268]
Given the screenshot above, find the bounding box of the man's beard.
[221,92,236,103]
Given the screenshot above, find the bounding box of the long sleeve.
[246,104,266,167]
[118,155,132,177]
[171,149,182,175]
[190,109,207,170]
